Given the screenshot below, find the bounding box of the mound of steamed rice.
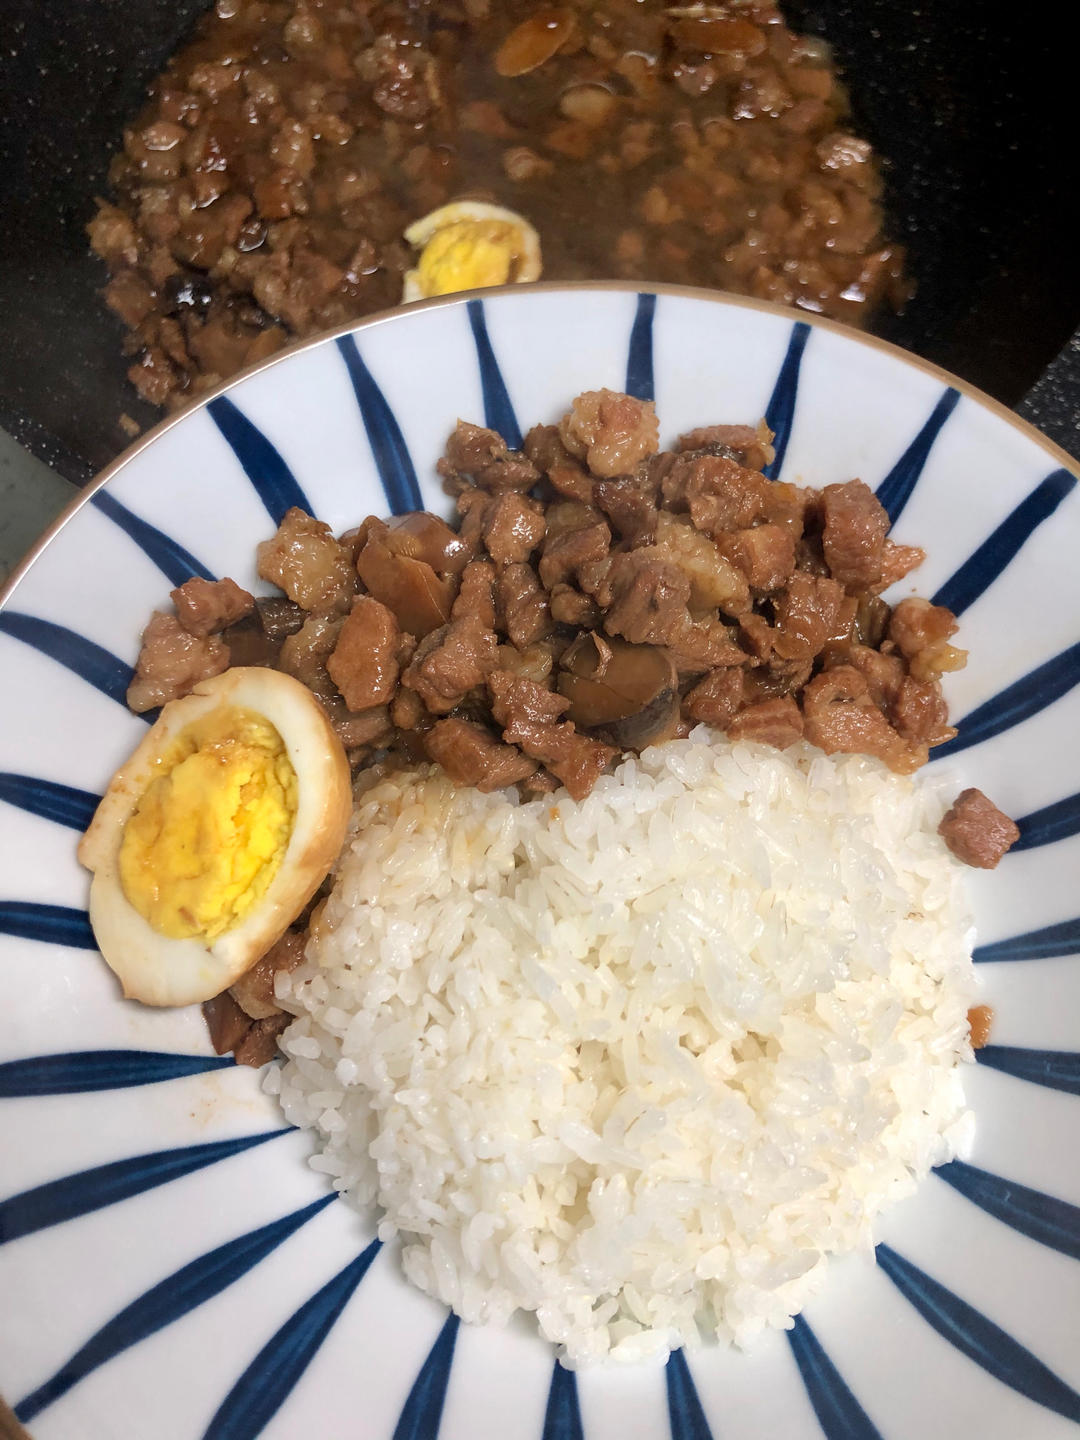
[268,731,977,1364]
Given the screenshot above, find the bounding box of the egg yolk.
[118,706,297,941]
[415,220,524,298]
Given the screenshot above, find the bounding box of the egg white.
[78,667,351,1007]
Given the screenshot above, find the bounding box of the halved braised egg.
[402,201,542,303]
[78,668,351,1007]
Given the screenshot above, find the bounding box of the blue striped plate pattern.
[1,288,1078,1440]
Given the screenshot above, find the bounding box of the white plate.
[2,284,1079,1440]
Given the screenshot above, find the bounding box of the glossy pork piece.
[939,788,1021,869]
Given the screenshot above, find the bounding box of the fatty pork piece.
[593,473,660,546]
[820,480,889,592]
[716,523,795,592]
[549,584,600,628]
[170,576,254,636]
[538,503,612,590]
[488,671,616,800]
[557,389,660,478]
[837,643,954,750]
[279,612,397,749]
[256,506,356,612]
[230,928,308,1020]
[127,576,259,710]
[652,512,750,615]
[127,611,228,711]
[592,549,746,674]
[683,667,745,728]
[496,563,553,649]
[939,789,1020,869]
[876,540,926,591]
[728,696,805,749]
[452,559,498,629]
[438,421,540,494]
[201,929,309,1066]
[327,596,403,711]
[202,997,291,1068]
[659,450,770,534]
[523,423,597,505]
[675,420,775,471]
[465,490,546,565]
[424,718,537,791]
[888,597,968,680]
[402,565,500,714]
[802,664,926,774]
[403,626,498,713]
[770,573,849,660]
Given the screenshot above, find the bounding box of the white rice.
[268,730,977,1365]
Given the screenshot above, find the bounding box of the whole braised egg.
[402,201,542,303]
[78,667,351,1007]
